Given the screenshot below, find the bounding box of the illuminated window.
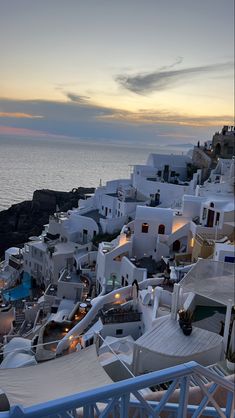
[142,223,149,233]
[158,224,165,234]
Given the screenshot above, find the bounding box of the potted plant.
[178,309,193,327]
[226,347,235,371]
[178,309,193,336]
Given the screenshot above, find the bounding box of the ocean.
[0,136,192,211]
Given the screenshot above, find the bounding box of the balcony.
[101,308,142,324]
[1,361,233,417]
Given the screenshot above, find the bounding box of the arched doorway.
[173,240,181,252]
[207,209,215,227]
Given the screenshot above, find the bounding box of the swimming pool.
[3,273,32,301]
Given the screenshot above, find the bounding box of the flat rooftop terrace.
[130,256,160,275]
[81,209,105,223]
[106,193,145,202]
[61,271,82,284]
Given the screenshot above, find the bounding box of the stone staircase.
[189,363,230,387]
[14,312,25,327]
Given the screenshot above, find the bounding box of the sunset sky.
[0,0,234,144]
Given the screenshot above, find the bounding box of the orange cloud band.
[0,112,43,119]
[98,110,233,127]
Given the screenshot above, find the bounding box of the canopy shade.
[180,260,235,306]
[0,345,112,408]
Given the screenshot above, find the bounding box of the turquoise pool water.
[3,273,32,301]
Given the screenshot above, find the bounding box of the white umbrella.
[131,283,138,311]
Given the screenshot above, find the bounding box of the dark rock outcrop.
[0,187,94,258]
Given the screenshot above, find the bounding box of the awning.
[0,345,112,407]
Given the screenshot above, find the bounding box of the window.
[116,329,123,335]
[224,256,235,263]
[142,223,149,233]
[210,202,214,208]
[215,212,220,224]
[202,208,207,220]
[158,224,165,234]
[109,208,111,213]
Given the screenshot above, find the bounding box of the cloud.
[0,125,54,137]
[0,96,233,148]
[159,56,184,71]
[66,92,91,103]
[0,112,42,119]
[99,108,233,127]
[116,61,233,94]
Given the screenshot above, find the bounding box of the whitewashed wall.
[120,257,147,285]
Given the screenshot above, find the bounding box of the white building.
[96,179,235,292]
[20,153,235,302]
[213,239,235,263]
[96,204,185,292]
[74,153,202,240]
[131,153,201,208]
[0,248,23,290]
[23,237,92,286]
[77,179,148,235]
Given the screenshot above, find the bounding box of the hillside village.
[0,126,234,415]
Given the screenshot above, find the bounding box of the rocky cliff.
[0,188,94,258]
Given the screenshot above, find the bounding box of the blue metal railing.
[0,361,234,418]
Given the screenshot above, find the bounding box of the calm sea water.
[0,136,191,211]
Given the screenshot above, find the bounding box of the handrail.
[1,361,234,418]
[56,285,133,354]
